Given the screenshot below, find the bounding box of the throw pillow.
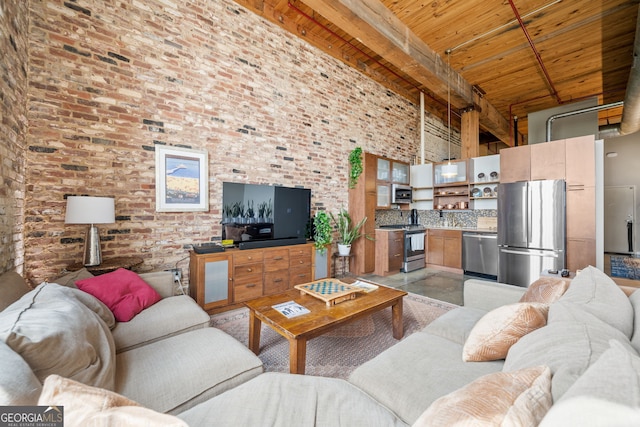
[76,268,161,322]
[412,366,552,427]
[38,375,188,427]
[519,277,570,304]
[462,302,549,362]
[0,283,115,390]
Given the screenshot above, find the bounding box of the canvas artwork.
[155,146,209,212]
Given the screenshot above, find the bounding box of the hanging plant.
[312,211,333,254]
[348,147,363,189]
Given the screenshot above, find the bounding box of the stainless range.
[381,225,426,273]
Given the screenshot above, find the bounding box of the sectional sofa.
[2,265,640,426]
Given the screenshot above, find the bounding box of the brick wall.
[0,1,29,275]
[22,0,456,285]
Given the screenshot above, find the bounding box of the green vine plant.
[313,211,333,254]
[348,147,363,189]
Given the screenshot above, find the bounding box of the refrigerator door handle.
[526,183,532,245]
[500,248,560,258]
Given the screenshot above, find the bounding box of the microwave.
[392,184,412,204]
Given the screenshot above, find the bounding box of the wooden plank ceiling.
[233,0,638,150]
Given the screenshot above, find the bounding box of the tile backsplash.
[376,209,497,229]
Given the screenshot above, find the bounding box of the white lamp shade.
[65,196,115,224]
[441,163,458,178]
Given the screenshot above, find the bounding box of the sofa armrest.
[463,279,526,311]
[139,271,175,298]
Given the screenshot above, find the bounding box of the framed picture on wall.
[155,145,209,212]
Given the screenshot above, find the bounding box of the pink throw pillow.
[76,268,161,322]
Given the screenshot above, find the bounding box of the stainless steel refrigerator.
[497,179,566,287]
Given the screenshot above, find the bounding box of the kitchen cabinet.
[189,243,315,313]
[499,145,530,183]
[374,229,404,276]
[349,152,378,275]
[530,140,565,180]
[426,229,462,271]
[376,157,410,208]
[349,152,409,275]
[500,135,597,272]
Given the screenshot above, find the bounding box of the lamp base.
[83,225,102,267]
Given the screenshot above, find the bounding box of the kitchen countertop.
[376,226,497,233]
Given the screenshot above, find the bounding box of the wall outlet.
[166,268,182,282]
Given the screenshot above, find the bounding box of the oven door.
[403,231,425,272]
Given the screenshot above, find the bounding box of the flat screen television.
[222,182,311,248]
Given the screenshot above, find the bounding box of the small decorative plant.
[246,200,254,221]
[330,208,371,246]
[257,201,267,221]
[313,211,333,254]
[348,147,363,189]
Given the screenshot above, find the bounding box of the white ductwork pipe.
[420,91,425,165]
[620,4,640,136]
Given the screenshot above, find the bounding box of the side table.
[332,253,355,278]
[66,256,144,276]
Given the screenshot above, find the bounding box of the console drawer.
[234,262,263,279]
[264,271,289,294]
[264,248,289,272]
[234,251,264,266]
[289,265,312,287]
[233,282,262,302]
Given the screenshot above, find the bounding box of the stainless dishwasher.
[462,232,498,277]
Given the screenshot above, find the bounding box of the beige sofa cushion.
[503,317,635,402]
[115,327,263,414]
[52,267,94,288]
[39,375,188,427]
[540,396,640,427]
[559,339,640,405]
[413,366,552,427]
[557,266,633,338]
[463,303,548,362]
[0,271,30,311]
[0,283,116,390]
[0,340,42,405]
[423,306,486,345]
[179,372,408,427]
[628,289,640,352]
[348,332,504,425]
[111,295,210,352]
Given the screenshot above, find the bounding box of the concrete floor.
[360,268,495,306]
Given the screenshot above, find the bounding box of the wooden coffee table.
[243,282,407,374]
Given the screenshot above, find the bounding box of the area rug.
[210,292,458,379]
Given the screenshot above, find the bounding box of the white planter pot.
[337,244,351,256]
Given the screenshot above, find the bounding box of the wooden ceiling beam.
[300,0,512,145]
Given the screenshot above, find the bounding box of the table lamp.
[65,196,115,266]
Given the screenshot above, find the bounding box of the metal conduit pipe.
[545,101,624,142]
[620,4,640,136]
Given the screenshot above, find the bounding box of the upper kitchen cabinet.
[376,157,410,209]
[531,140,566,181]
[410,163,433,210]
[565,135,596,187]
[500,145,530,183]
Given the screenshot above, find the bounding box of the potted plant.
[348,147,363,189]
[331,208,371,255]
[312,211,333,254]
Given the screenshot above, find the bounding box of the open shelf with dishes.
[433,183,470,210]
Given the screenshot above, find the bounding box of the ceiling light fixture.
[441,49,457,179]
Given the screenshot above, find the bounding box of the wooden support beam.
[461,108,480,159]
[300,0,512,145]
